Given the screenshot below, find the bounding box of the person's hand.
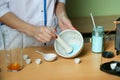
[57,12,76,31]
[30,26,57,43]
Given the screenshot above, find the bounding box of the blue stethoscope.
[44,0,47,26]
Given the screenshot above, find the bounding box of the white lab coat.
[0,0,65,49]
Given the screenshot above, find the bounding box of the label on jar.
[92,36,103,53]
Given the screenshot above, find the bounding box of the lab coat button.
[41,10,43,12]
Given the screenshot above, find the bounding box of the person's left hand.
[57,13,76,31]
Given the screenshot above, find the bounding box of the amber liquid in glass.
[7,62,21,71]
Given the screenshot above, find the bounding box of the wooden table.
[0,40,120,80]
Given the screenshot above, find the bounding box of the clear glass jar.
[92,26,104,53]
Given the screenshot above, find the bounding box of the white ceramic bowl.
[54,29,84,58]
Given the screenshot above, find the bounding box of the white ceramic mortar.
[54,29,84,58]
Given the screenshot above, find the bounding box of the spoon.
[35,50,57,61]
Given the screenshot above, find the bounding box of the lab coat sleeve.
[0,0,10,17]
[58,0,66,3]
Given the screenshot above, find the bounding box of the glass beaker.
[2,29,23,72]
[92,26,105,53]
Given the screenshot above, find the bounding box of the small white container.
[23,54,29,60]
[74,58,81,64]
[35,59,42,64]
[25,58,31,64]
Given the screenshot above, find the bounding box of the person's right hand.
[30,26,57,43]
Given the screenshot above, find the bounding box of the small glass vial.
[92,26,104,53]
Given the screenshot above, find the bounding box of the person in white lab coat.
[0,0,75,49]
